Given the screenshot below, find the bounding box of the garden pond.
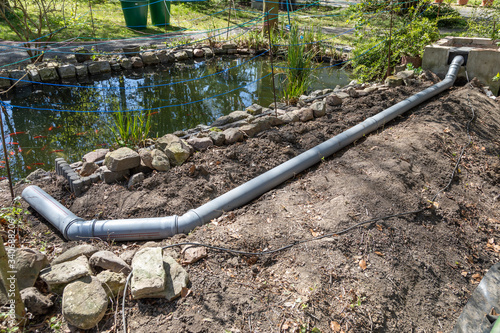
[0,57,350,180]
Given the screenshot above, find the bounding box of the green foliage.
[421,3,467,28]
[0,197,30,230]
[463,7,500,39]
[350,1,440,82]
[278,25,318,104]
[48,316,62,332]
[108,111,152,147]
[405,63,423,75]
[493,73,500,82]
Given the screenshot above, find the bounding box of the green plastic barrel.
[149,0,171,26]
[120,0,149,29]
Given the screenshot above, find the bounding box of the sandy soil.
[1,78,499,333]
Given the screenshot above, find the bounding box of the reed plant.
[279,25,317,104]
[108,111,152,147]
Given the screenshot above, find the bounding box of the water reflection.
[0,57,350,180]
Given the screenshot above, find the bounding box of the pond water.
[0,56,350,180]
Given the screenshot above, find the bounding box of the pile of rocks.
[42,75,419,195]
[1,244,189,330]
[0,43,259,91]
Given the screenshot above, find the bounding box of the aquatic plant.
[108,111,152,147]
[278,25,317,104]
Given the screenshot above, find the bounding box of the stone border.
[0,43,264,91]
[47,71,422,196]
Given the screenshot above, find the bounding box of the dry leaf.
[181,287,191,298]
[188,165,196,176]
[376,224,383,231]
[330,321,341,332]
[443,127,451,133]
[374,251,385,257]
[310,229,319,237]
[471,273,482,282]
[461,271,468,277]
[359,259,367,270]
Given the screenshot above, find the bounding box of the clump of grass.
[108,111,152,147]
[278,25,317,104]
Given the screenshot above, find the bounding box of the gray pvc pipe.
[22,56,465,241]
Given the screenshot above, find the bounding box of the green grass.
[0,0,258,42]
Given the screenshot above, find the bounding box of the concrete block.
[422,45,450,76]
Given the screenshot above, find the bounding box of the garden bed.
[1,76,499,332]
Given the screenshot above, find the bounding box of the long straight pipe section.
[22,56,465,241]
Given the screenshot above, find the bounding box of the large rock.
[131,56,144,68]
[120,57,132,70]
[311,101,326,117]
[193,49,204,58]
[9,70,31,87]
[62,276,108,330]
[39,255,92,293]
[83,149,109,163]
[80,162,99,176]
[209,131,225,146]
[162,255,189,301]
[87,61,111,75]
[57,65,76,80]
[11,248,49,290]
[211,111,252,127]
[119,249,137,265]
[325,94,343,106]
[96,271,126,297]
[21,287,53,315]
[128,172,145,189]
[99,165,130,184]
[26,168,48,181]
[202,47,214,57]
[297,108,314,122]
[187,137,213,151]
[105,147,140,172]
[385,75,403,87]
[253,115,284,127]
[27,68,41,82]
[174,51,189,61]
[89,250,131,275]
[131,247,166,299]
[52,244,99,265]
[75,65,89,77]
[223,128,244,144]
[141,51,159,65]
[157,134,192,166]
[0,71,12,89]
[151,149,170,171]
[138,148,154,169]
[38,66,59,82]
[157,50,175,63]
[246,104,263,115]
[278,111,299,123]
[239,123,265,138]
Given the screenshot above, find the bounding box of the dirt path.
[1,80,499,332]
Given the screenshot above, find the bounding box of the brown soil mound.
[2,81,499,332]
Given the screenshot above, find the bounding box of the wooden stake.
[266,11,278,117]
[0,105,14,200]
[386,1,394,78]
[88,0,96,38]
[226,1,232,40]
